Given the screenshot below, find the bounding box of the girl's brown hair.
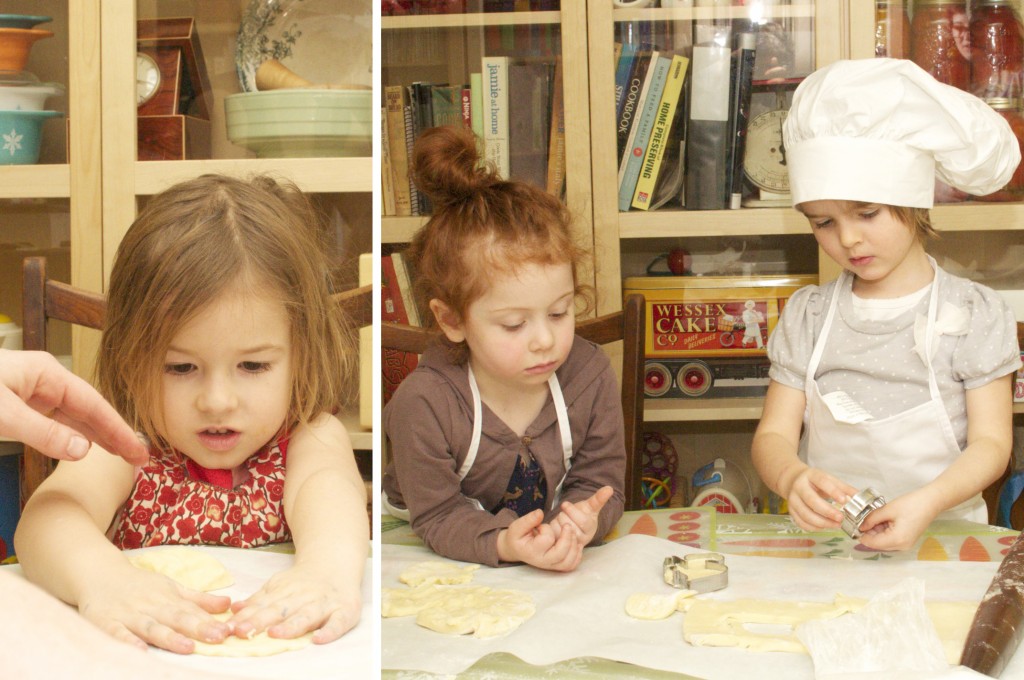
[98,174,356,448]
[407,125,590,363]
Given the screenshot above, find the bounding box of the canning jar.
[969,0,1024,101]
[911,0,971,90]
[876,1,911,58]
[973,98,1024,202]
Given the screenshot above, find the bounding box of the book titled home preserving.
[618,54,670,212]
[481,55,511,178]
[631,54,689,211]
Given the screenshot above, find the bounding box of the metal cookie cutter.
[663,552,728,593]
[841,487,887,539]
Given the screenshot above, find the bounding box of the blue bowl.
[0,109,60,164]
[0,15,51,29]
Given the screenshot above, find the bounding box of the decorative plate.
[0,15,51,30]
[235,0,371,93]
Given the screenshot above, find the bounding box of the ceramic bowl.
[0,109,61,164]
[0,28,54,72]
[224,89,371,158]
[0,72,63,110]
[0,15,51,30]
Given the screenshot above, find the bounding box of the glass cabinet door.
[380,2,593,260]
[869,1,1024,402]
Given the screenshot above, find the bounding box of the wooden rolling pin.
[960,530,1024,676]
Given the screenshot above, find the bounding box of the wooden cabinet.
[586,1,1024,425]
[380,4,596,293]
[0,0,373,449]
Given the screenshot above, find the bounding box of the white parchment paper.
[150,547,373,679]
[382,534,1024,679]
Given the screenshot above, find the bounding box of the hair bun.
[411,126,497,207]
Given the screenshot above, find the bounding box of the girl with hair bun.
[382,126,625,571]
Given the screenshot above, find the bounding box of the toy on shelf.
[641,431,679,509]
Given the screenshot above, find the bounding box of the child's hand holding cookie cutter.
[840,487,887,539]
[663,553,728,593]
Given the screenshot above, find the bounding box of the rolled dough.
[191,612,314,658]
[126,546,315,657]
[127,546,233,592]
[683,595,979,663]
[399,560,480,586]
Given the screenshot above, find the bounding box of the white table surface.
[5,545,374,679]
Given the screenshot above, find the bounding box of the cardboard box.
[624,274,816,398]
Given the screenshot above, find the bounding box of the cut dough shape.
[683,595,979,663]
[399,560,480,587]
[383,584,535,639]
[127,546,233,592]
[413,586,536,639]
[625,590,696,620]
[191,612,314,657]
[382,584,490,618]
[684,596,862,653]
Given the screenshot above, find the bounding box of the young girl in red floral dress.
[14,174,368,654]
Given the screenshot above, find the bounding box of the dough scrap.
[127,546,233,592]
[625,590,696,620]
[383,584,535,638]
[399,560,480,586]
[191,612,314,657]
[413,586,536,638]
[683,595,979,663]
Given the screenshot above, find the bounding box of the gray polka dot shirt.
[768,266,1022,449]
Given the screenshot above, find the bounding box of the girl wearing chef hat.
[751,58,1023,552]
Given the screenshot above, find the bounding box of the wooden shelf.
[649,398,1024,421]
[339,410,372,451]
[0,165,71,199]
[619,207,811,239]
[382,216,429,244]
[931,203,1024,232]
[133,158,372,196]
[383,10,560,30]
[614,3,817,23]
[644,397,765,422]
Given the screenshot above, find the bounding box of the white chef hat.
[783,58,1021,208]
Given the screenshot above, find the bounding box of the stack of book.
[614,21,760,213]
[381,56,566,216]
[381,251,422,405]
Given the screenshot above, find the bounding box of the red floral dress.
[109,440,291,550]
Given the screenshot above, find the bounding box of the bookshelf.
[380,4,595,296]
[588,1,1024,427]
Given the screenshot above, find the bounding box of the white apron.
[801,267,985,523]
[383,365,574,521]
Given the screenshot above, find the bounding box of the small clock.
[135,51,161,106]
[743,108,790,194]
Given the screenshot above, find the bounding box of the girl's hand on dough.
[78,563,231,654]
[229,561,361,644]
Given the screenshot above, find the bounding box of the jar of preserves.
[969,0,1024,102]
[876,1,911,58]
[911,0,970,90]
[973,98,1024,202]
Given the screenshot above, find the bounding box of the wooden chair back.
[381,294,647,510]
[21,256,376,511]
[20,256,106,505]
